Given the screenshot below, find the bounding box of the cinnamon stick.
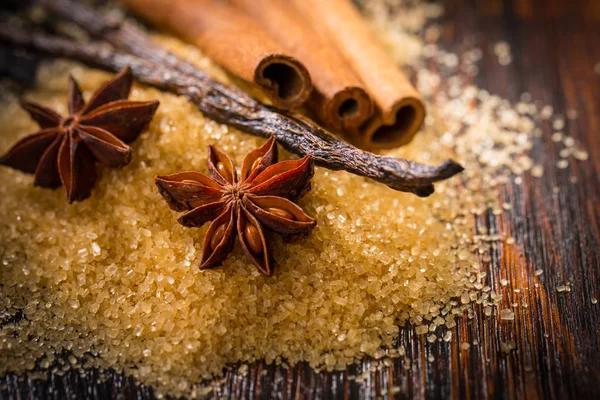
[230,0,373,136]
[291,0,426,149]
[121,0,312,111]
[0,21,463,196]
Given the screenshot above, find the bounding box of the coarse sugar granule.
[0,0,592,397]
[500,309,515,321]
[531,165,544,177]
[500,340,517,354]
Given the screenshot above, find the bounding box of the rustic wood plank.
[1,0,599,398]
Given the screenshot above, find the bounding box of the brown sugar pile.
[0,0,589,397]
[0,60,480,393]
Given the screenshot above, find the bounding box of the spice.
[4,0,463,195]
[291,0,426,148]
[231,0,374,135]
[155,138,316,275]
[0,67,158,202]
[122,0,312,111]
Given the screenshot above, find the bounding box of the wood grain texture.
[1,0,599,398]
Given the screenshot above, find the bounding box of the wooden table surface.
[1,0,599,398]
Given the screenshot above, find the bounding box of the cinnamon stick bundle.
[291,0,426,149]
[230,0,373,136]
[122,0,312,111]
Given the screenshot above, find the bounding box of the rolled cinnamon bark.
[291,0,426,149]
[230,0,373,135]
[122,0,312,110]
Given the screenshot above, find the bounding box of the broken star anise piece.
[155,137,316,276]
[0,66,159,203]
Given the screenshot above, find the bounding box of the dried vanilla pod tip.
[0,66,159,203]
[155,137,316,275]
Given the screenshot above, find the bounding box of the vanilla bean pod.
[0,23,462,196]
[38,0,256,109]
[38,0,463,194]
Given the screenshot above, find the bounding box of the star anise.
[0,67,159,203]
[155,138,316,275]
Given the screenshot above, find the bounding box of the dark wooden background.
[1,0,599,398]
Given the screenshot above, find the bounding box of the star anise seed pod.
[155,138,316,275]
[0,67,159,203]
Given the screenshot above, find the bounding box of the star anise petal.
[242,194,316,240]
[58,133,98,203]
[200,206,237,269]
[155,172,224,212]
[33,135,63,188]
[76,126,131,167]
[67,76,85,115]
[240,137,278,183]
[81,67,133,114]
[248,156,314,201]
[19,99,62,129]
[0,128,60,173]
[237,206,271,275]
[207,145,237,185]
[80,99,160,143]
[177,200,227,228]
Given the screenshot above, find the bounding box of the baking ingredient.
[231,0,373,135]
[155,137,316,275]
[122,0,312,110]
[0,17,462,196]
[291,0,425,148]
[0,67,158,202]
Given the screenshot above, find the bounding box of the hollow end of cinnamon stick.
[324,86,373,132]
[231,0,372,130]
[255,54,312,110]
[289,0,429,149]
[362,96,426,149]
